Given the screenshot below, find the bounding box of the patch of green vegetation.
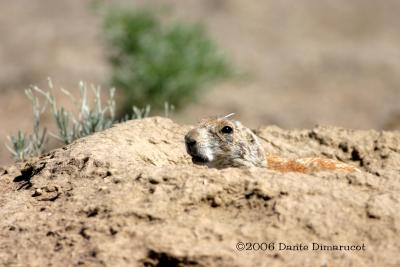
[103,7,233,113]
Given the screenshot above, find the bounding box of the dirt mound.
[1,117,399,267]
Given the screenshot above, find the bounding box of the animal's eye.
[221,126,233,134]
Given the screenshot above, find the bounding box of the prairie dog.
[185,115,360,173]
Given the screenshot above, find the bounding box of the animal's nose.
[185,135,197,149]
[185,130,199,154]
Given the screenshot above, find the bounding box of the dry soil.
[1,117,399,266]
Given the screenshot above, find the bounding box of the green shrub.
[103,8,233,112]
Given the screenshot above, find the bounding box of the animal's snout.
[185,130,199,155]
[185,129,210,164]
[185,137,197,149]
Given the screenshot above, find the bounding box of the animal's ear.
[246,131,257,144]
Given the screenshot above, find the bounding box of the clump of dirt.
[0,117,399,266]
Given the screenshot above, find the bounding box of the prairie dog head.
[184,116,266,168]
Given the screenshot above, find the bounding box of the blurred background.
[1,0,400,166]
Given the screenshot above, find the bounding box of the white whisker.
[221,113,235,119]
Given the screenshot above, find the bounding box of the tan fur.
[185,117,361,173]
[266,155,360,173]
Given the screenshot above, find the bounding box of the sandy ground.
[1,1,400,162]
[1,117,399,266]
